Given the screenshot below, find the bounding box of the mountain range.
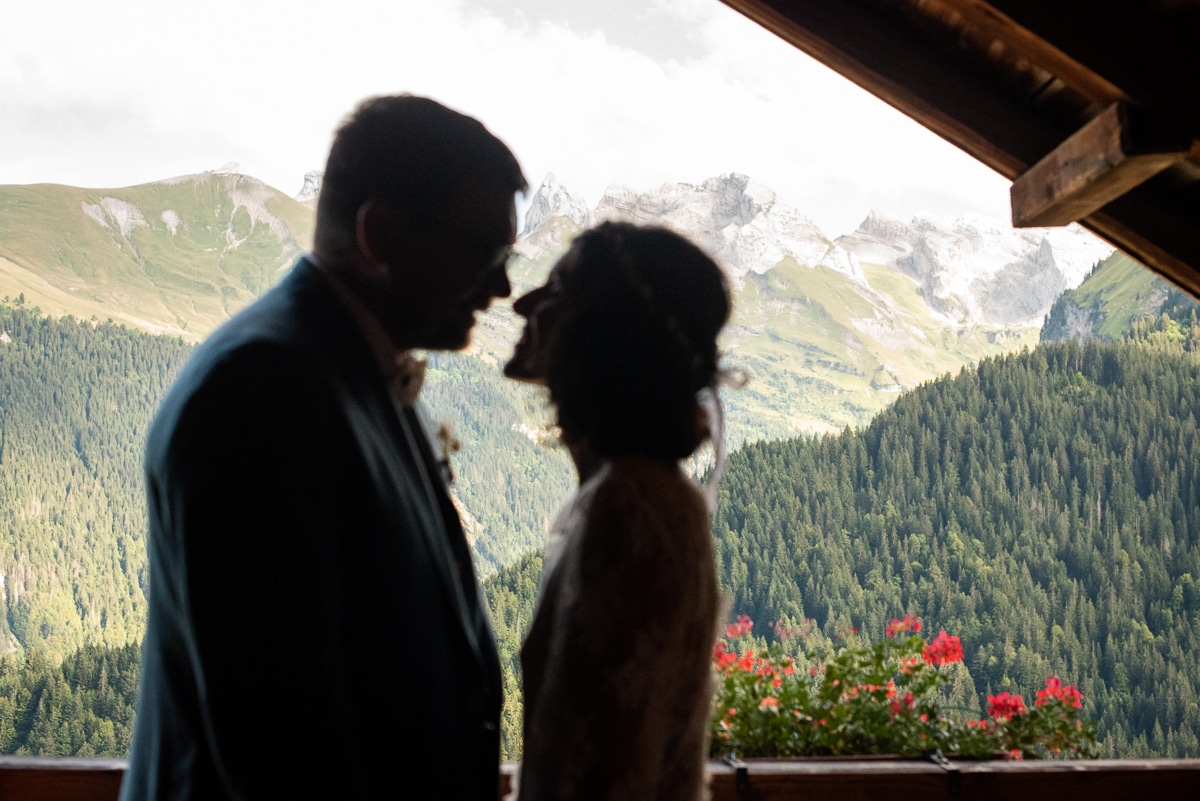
[1,167,1116,445]
[0,165,1186,664]
[510,171,1114,441]
[0,168,313,341]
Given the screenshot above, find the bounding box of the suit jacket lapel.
[285,259,494,670]
[391,400,491,658]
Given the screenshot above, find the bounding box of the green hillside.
[418,350,574,568]
[1042,250,1198,343]
[480,306,1200,761]
[722,257,1038,441]
[0,175,313,341]
[2,268,1200,760]
[0,306,194,657]
[1,177,1040,445]
[710,324,1200,758]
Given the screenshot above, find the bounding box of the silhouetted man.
[121,94,527,801]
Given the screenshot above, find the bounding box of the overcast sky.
[1,0,1015,238]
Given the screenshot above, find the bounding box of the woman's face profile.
[503,251,573,385]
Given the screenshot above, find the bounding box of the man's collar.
[309,253,426,406]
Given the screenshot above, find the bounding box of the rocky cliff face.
[521,172,590,231]
[522,172,865,285]
[295,170,323,207]
[520,174,1113,329]
[837,211,1113,327]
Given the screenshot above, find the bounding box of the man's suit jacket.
[120,257,503,801]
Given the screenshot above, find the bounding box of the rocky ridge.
[295,170,323,207]
[521,173,1115,329]
[523,172,863,286]
[838,211,1114,327]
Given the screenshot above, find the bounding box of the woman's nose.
[512,285,547,316]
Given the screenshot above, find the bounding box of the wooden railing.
[3,756,1200,800]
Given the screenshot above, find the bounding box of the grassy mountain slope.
[1,177,1043,443]
[723,257,1038,441]
[498,230,1040,445]
[0,175,313,341]
[1041,250,1198,343]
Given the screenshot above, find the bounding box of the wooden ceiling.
[720,0,1200,298]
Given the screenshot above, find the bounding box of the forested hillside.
[4,279,1200,760]
[0,643,140,755]
[1041,251,1200,344]
[0,306,193,657]
[418,352,573,569]
[711,318,1200,757]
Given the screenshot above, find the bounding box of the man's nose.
[488,266,512,299]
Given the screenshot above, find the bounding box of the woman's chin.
[502,355,543,384]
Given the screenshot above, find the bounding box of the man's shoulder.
[145,259,357,449]
[178,257,348,377]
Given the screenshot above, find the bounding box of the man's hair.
[546,222,732,460]
[314,94,528,256]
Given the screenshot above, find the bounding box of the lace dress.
[517,456,722,801]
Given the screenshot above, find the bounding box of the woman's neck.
[566,440,605,484]
[567,440,680,484]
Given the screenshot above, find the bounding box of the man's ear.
[355,200,412,265]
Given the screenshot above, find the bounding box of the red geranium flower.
[712,641,737,671]
[987,691,1027,720]
[922,631,964,665]
[1036,676,1084,708]
[726,614,754,638]
[885,614,922,637]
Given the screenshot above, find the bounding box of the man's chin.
[421,325,475,352]
[502,356,544,385]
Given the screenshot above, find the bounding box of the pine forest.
[1,298,1200,759]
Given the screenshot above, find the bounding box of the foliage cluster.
[710,615,1096,759]
[420,352,573,573]
[712,315,1200,757]
[4,269,1200,763]
[0,643,139,756]
[0,305,193,657]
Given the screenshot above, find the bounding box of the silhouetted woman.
[505,221,734,801]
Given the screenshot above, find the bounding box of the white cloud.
[1,0,1013,236]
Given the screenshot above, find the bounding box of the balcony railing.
[3,756,1200,800]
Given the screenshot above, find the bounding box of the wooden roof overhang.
[720,0,1200,298]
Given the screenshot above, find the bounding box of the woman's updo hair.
[545,221,731,461]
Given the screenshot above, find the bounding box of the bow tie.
[391,353,427,407]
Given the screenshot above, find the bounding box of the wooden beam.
[721,1,1200,289]
[716,0,1062,178]
[0,757,126,801]
[1011,102,1193,227]
[706,757,1200,801]
[5,757,1200,801]
[967,0,1200,138]
[932,0,1125,105]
